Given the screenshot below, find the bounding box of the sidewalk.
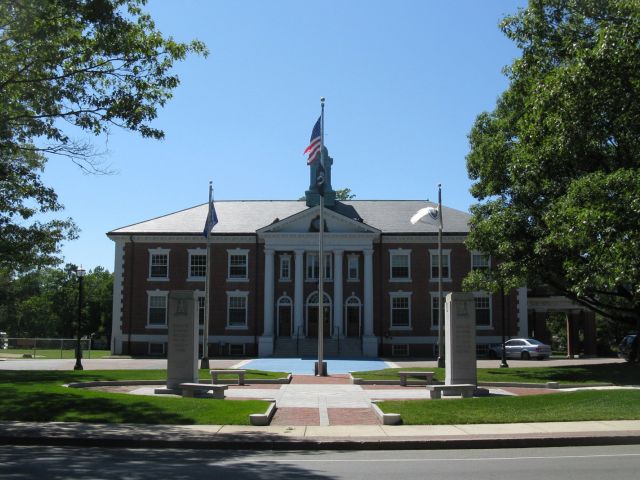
[2,420,640,450]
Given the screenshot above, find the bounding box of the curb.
[249,401,277,426]
[1,432,640,451]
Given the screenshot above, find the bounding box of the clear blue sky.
[41,0,527,272]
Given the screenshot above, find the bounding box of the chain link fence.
[0,337,105,359]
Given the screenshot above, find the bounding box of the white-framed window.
[392,344,410,357]
[188,248,207,280]
[306,252,332,280]
[227,249,249,281]
[226,291,249,328]
[148,248,170,280]
[389,249,411,281]
[429,291,451,329]
[390,291,412,329]
[474,292,492,327]
[347,254,359,281]
[430,249,451,281]
[146,290,168,327]
[148,343,166,356]
[471,252,490,271]
[279,254,291,282]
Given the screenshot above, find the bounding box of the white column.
[517,287,528,338]
[294,249,305,337]
[258,248,275,356]
[263,249,275,336]
[362,248,377,357]
[333,250,344,338]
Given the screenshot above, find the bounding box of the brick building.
[107,151,531,358]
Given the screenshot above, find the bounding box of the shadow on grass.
[481,362,640,385]
[0,386,194,424]
[0,370,167,384]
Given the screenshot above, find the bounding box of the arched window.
[305,291,332,337]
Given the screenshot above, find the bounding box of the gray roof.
[107,200,470,236]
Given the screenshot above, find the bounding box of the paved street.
[0,445,638,479]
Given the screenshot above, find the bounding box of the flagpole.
[437,183,445,368]
[316,97,326,376]
[201,181,213,369]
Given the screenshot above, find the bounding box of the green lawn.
[352,363,640,386]
[0,349,112,359]
[0,370,284,425]
[378,390,640,424]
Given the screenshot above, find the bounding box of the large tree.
[0,0,207,272]
[465,0,640,328]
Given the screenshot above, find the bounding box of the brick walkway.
[271,374,379,426]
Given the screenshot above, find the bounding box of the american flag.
[304,117,321,165]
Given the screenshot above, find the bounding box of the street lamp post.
[74,266,86,371]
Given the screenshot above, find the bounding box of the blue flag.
[203,200,218,238]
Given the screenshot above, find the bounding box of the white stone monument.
[445,292,477,386]
[166,290,198,390]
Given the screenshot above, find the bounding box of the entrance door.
[346,302,361,337]
[306,292,331,337]
[277,297,292,337]
[307,305,331,337]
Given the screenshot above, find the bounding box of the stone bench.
[179,383,228,399]
[398,371,435,386]
[426,384,476,399]
[209,369,246,385]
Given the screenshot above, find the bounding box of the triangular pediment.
[257,205,380,235]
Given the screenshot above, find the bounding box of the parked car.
[488,338,551,360]
[618,334,638,363]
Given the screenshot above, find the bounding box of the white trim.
[471,251,491,270]
[226,290,249,329]
[305,252,332,281]
[146,290,169,327]
[227,248,249,282]
[262,232,377,251]
[473,291,493,329]
[389,291,412,330]
[429,248,452,282]
[347,254,359,282]
[110,238,126,354]
[429,291,452,330]
[381,235,467,244]
[389,248,411,282]
[187,248,207,282]
[108,234,258,244]
[147,248,170,281]
[279,254,291,282]
[257,204,381,235]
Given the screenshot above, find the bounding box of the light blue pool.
[241,358,390,375]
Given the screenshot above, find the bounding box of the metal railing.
[1,337,98,359]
